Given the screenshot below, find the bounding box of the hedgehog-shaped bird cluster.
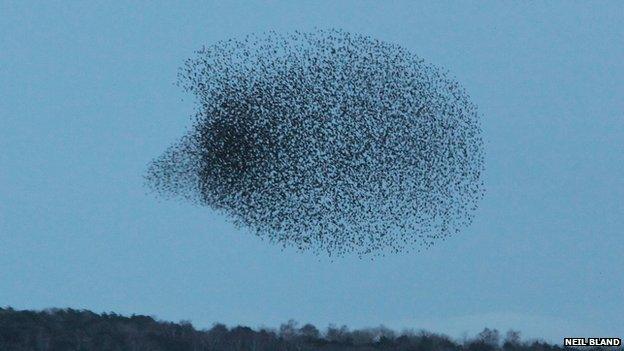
[146,29,484,257]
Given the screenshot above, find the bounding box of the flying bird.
[146,29,485,257]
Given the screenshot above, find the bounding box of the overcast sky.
[2,1,623,343]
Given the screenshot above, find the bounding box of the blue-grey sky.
[1,1,622,343]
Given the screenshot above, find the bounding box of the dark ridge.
[1,307,609,351]
[146,29,485,256]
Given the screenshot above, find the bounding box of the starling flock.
[146,29,484,257]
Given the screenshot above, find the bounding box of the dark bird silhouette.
[145,29,485,257]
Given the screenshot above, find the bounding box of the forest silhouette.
[1,307,616,351]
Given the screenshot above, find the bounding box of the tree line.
[0,307,616,351]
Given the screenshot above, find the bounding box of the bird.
[145,29,485,257]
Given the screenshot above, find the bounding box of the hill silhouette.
[0,307,614,351]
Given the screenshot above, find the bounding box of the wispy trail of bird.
[146,29,485,257]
